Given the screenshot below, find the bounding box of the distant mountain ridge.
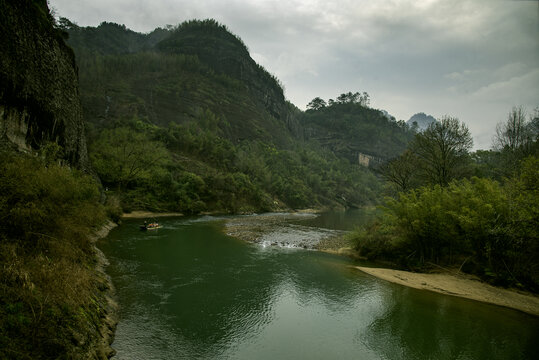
[65,19,413,160]
[407,112,436,131]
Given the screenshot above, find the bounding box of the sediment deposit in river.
[355,266,539,316]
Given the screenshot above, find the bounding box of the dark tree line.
[307,91,370,110]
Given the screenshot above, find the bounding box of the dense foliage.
[64,20,399,213]
[351,110,539,290]
[0,152,111,359]
[86,117,381,213]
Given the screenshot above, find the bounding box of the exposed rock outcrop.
[0,0,89,169]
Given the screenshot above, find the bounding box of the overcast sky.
[49,0,538,149]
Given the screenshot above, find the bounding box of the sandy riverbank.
[121,211,184,219]
[355,266,539,316]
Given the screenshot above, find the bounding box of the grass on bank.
[0,151,118,359]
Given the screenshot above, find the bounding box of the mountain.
[406,112,437,131]
[157,20,288,121]
[63,19,414,212]
[64,19,297,147]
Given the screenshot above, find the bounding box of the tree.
[379,150,417,192]
[530,107,539,134]
[306,97,327,111]
[411,116,473,186]
[90,127,169,190]
[494,106,530,151]
[491,106,538,176]
[336,92,350,104]
[493,106,539,159]
[56,17,77,30]
[333,91,370,107]
[336,91,360,104]
[359,91,370,107]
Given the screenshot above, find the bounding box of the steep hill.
[64,19,413,212]
[65,19,296,147]
[157,20,288,122]
[302,102,414,162]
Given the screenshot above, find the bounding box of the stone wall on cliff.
[0,0,89,170]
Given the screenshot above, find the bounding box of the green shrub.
[0,152,107,359]
[356,166,539,290]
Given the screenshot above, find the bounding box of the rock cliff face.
[0,0,88,169]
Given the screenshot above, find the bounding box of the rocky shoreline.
[223,212,344,249]
[89,220,119,359]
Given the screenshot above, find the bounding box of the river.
[99,213,538,359]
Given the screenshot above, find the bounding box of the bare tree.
[493,106,529,151]
[411,116,473,186]
[380,150,417,192]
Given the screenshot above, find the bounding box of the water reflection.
[101,216,539,360]
[272,250,375,311]
[363,286,539,360]
[104,220,284,358]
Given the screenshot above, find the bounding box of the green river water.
[99,213,538,360]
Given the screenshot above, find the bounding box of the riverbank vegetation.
[350,108,539,291]
[87,117,382,214]
[0,151,116,359]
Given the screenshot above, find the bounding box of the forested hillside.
[61,19,416,213]
[302,94,414,161]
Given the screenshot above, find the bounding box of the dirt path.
[355,266,539,316]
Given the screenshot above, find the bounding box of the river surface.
[100,212,538,360]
